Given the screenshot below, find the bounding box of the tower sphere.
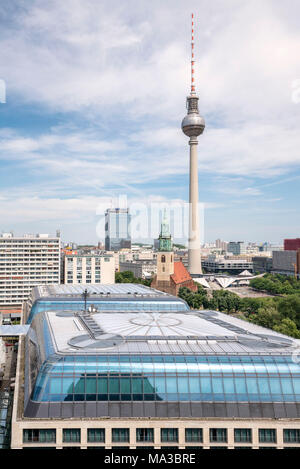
[181,113,205,137]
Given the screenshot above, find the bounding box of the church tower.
[156,211,174,283]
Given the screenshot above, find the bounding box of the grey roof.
[44,309,300,355]
[31,283,171,301]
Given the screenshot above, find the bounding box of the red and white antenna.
[191,13,195,94]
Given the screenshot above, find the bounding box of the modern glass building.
[105,208,131,251]
[11,284,300,449]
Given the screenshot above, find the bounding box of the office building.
[202,255,253,274]
[272,251,300,278]
[63,254,115,285]
[105,208,131,251]
[284,239,300,251]
[10,283,300,449]
[252,256,273,274]
[227,242,246,256]
[0,233,60,309]
[119,260,157,279]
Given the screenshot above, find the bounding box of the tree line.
[178,281,300,339]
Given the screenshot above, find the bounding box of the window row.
[22,428,300,444]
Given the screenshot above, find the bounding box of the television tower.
[181,13,205,275]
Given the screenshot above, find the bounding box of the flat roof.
[44,309,300,356]
[32,283,171,300]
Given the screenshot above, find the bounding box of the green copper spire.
[159,209,173,252]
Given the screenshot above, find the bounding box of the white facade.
[64,254,115,284]
[0,234,60,306]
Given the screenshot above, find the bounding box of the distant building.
[215,239,228,252]
[119,260,157,279]
[272,250,300,278]
[284,238,300,251]
[0,233,60,309]
[252,256,273,274]
[63,254,115,284]
[202,255,253,274]
[105,208,131,251]
[227,241,246,256]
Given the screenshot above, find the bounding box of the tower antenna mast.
[181,13,205,276]
[191,13,195,95]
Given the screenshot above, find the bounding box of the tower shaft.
[188,137,202,274]
[181,14,205,276]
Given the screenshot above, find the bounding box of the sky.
[0,0,300,245]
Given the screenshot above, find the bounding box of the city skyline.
[0,0,300,244]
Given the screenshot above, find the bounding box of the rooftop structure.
[9,282,300,449]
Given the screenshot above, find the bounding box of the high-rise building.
[181,14,205,275]
[284,238,300,251]
[0,233,60,308]
[227,241,246,256]
[215,239,228,252]
[63,253,115,284]
[105,208,131,251]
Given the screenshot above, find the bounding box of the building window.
[283,429,300,443]
[136,428,154,443]
[259,429,276,443]
[87,429,105,443]
[161,428,178,443]
[112,428,129,443]
[210,429,227,443]
[234,429,252,443]
[161,255,166,263]
[63,429,81,443]
[185,429,203,443]
[23,429,56,443]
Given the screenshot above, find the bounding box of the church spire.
[159,209,173,252]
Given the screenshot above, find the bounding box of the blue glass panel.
[166,377,177,393]
[281,378,294,394]
[155,377,166,394]
[178,377,189,393]
[200,377,212,393]
[257,378,270,395]
[246,378,258,394]
[223,378,235,394]
[212,377,223,394]
[62,378,74,394]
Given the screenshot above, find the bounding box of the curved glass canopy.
[31,354,300,403]
[27,299,189,324]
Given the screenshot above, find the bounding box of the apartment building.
[0,233,60,308]
[63,254,115,284]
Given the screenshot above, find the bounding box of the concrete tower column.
[188,136,202,274]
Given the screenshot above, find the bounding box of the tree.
[273,318,300,339]
[249,306,280,329]
[277,295,300,328]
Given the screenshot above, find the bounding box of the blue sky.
[0,0,300,245]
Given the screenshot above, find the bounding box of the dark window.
[210,429,227,443]
[161,255,166,263]
[136,428,154,442]
[87,429,105,443]
[283,429,300,443]
[185,429,203,443]
[161,428,178,443]
[112,428,129,443]
[234,429,252,443]
[63,429,81,443]
[259,429,276,443]
[23,429,56,443]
